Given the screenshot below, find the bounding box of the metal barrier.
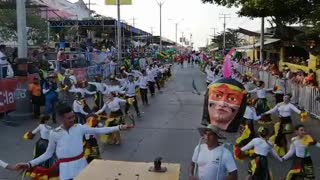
[236,64,320,118]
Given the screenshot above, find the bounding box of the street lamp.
[156,0,168,52]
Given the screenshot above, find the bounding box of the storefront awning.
[236,38,280,52]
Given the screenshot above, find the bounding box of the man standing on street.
[190,124,238,180]
[16,105,133,180]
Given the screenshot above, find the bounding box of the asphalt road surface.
[0,63,320,180]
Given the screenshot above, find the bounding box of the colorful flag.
[105,0,132,5]
[202,53,209,63]
[223,48,236,78]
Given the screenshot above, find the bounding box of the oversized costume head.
[202,78,247,132]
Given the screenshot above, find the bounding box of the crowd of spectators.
[235,57,318,87]
[285,56,309,66]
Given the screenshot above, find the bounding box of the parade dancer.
[263,94,302,136]
[153,64,162,92]
[269,121,287,157]
[95,93,127,145]
[205,66,220,86]
[205,65,215,86]
[88,76,105,109]
[69,80,96,98]
[262,94,302,156]
[138,69,150,105]
[240,127,282,180]
[83,115,100,163]
[147,65,156,96]
[273,73,286,104]
[103,76,125,96]
[121,74,141,117]
[23,115,58,180]
[248,81,273,123]
[236,99,261,149]
[282,124,320,180]
[16,106,133,180]
[73,92,91,124]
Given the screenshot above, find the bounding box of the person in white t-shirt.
[190,124,238,180]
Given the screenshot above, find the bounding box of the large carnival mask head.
[202,78,247,132]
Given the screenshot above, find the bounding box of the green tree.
[211,29,245,49]
[201,0,315,39]
[0,8,47,45]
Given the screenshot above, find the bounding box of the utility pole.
[175,23,178,46]
[156,0,167,52]
[17,0,27,58]
[181,31,184,45]
[150,26,154,44]
[130,17,136,27]
[7,0,33,125]
[260,17,265,64]
[129,17,136,43]
[219,13,231,50]
[86,0,96,16]
[117,0,121,61]
[211,27,217,39]
[168,18,183,47]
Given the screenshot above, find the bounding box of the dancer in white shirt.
[282,124,320,180]
[248,81,273,123]
[138,69,150,105]
[237,99,261,148]
[121,74,141,117]
[73,92,91,124]
[69,81,96,98]
[95,93,127,145]
[263,94,301,134]
[23,115,58,179]
[241,127,282,180]
[146,65,156,96]
[16,106,133,180]
[88,76,106,109]
[263,94,302,156]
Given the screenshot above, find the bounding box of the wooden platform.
[75,160,181,180]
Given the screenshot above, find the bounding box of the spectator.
[29,77,43,118]
[56,48,66,71]
[0,45,14,78]
[190,124,238,180]
[304,69,317,86]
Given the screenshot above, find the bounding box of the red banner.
[73,68,87,82]
[0,78,18,113]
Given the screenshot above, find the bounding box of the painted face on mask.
[207,83,246,131]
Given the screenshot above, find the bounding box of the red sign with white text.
[0,78,18,113]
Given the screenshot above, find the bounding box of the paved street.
[1,64,320,180]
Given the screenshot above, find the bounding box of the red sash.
[33,152,84,180]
